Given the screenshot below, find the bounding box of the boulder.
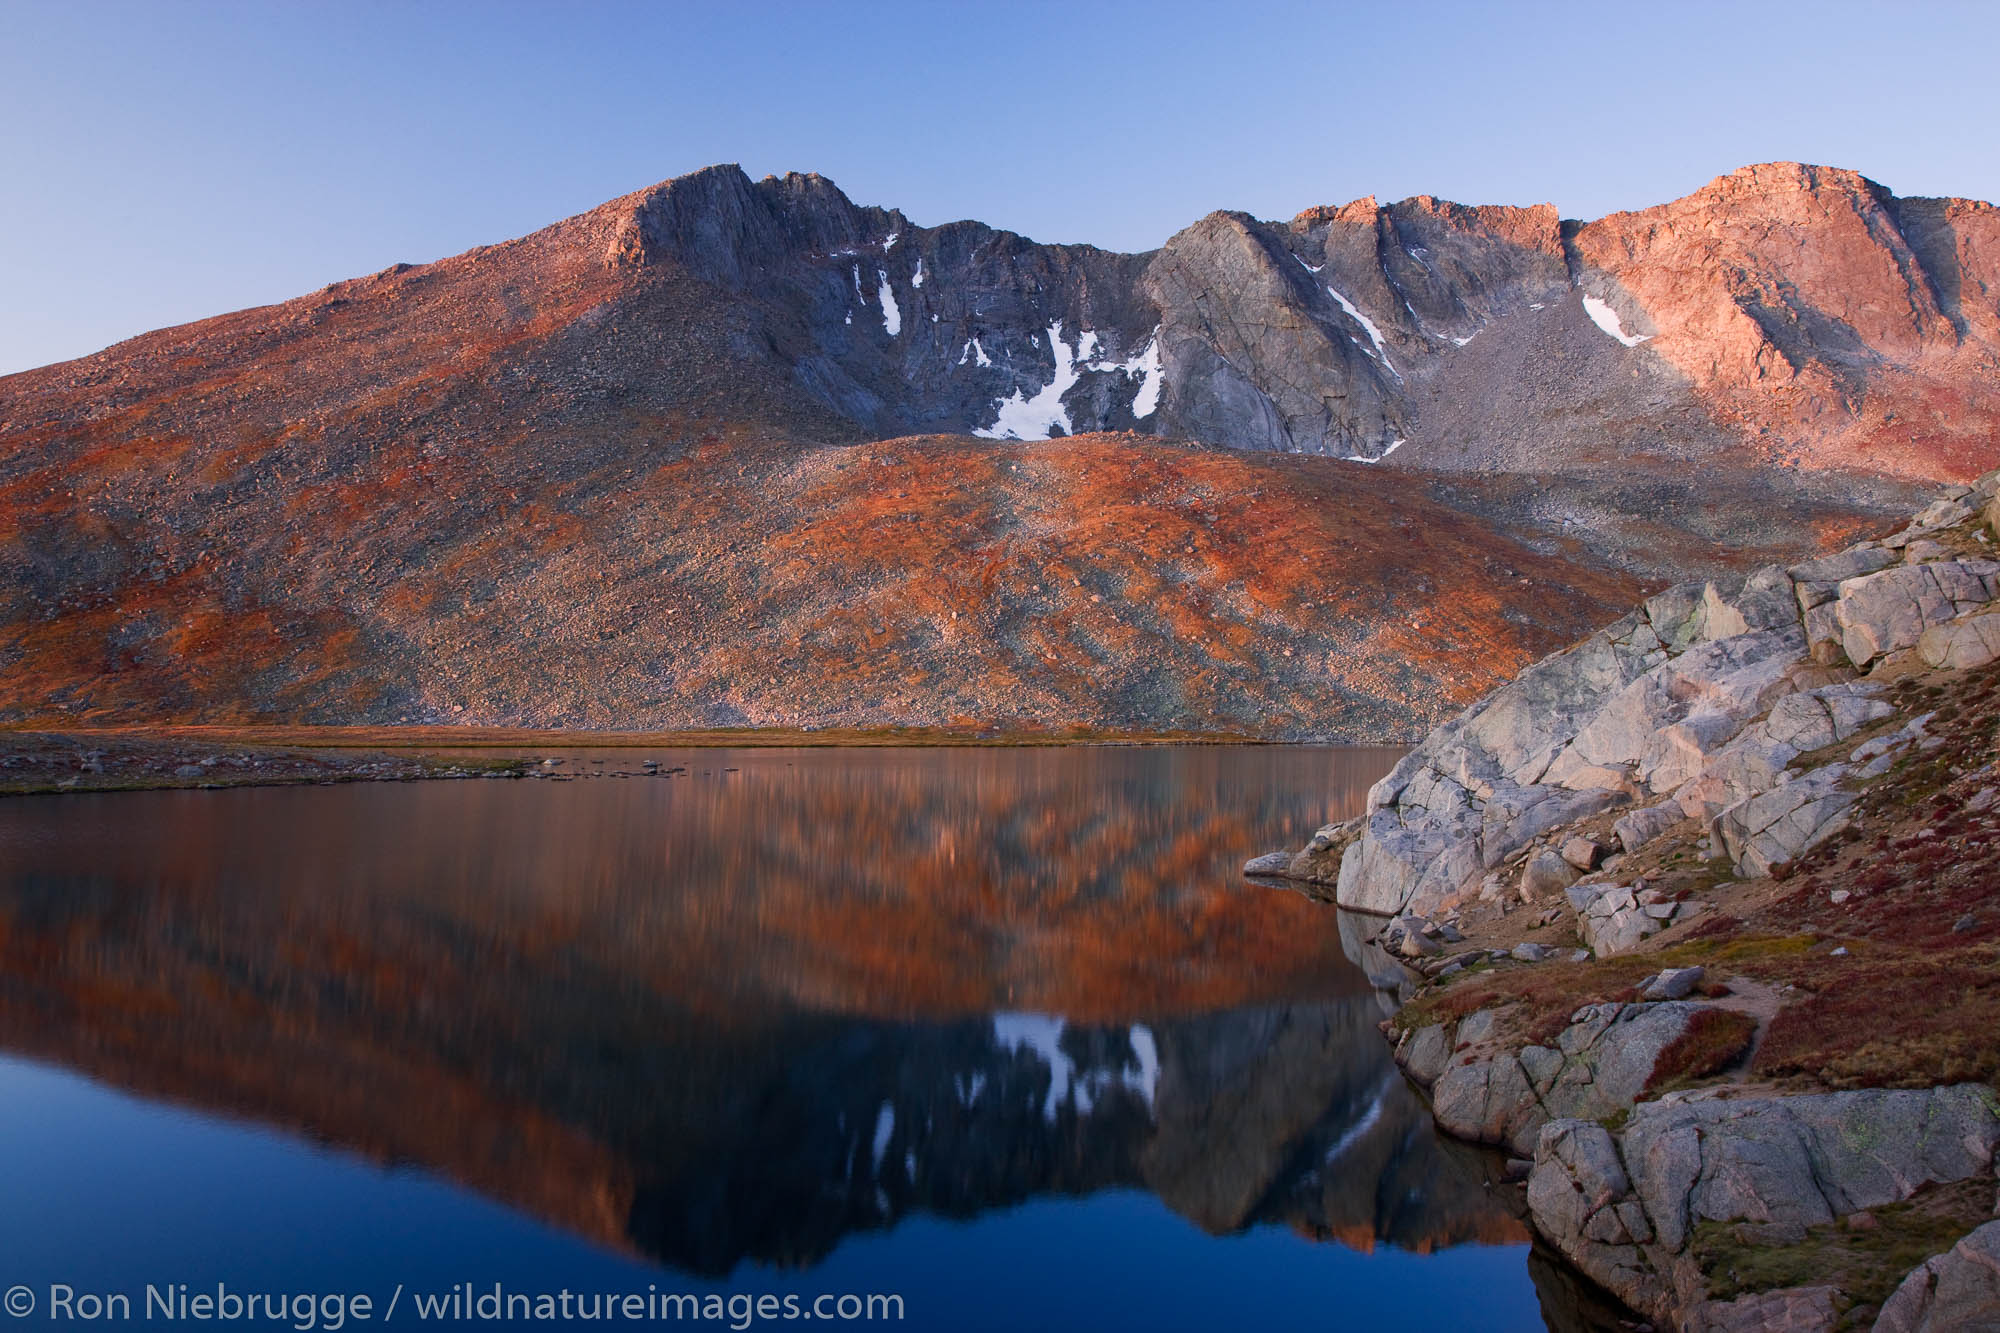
[1431,1002,1719,1155]
[1918,611,2000,671]
[1432,1056,1547,1155]
[1835,560,2000,667]
[1552,628,1804,792]
[1687,1286,1840,1332]
[1572,883,1663,955]
[1398,1022,1454,1087]
[1521,849,1581,899]
[1561,835,1605,871]
[1874,1218,2000,1333]
[1526,1086,2000,1329]
[1790,546,1898,590]
[1714,764,1857,877]
[1614,802,1683,854]
[1242,851,1292,876]
[1642,965,1705,1000]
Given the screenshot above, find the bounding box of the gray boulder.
[1642,966,1705,1000]
[1836,560,2000,667]
[1242,851,1292,876]
[1526,1086,2000,1328]
[1561,835,1605,870]
[1614,802,1684,854]
[1919,611,2000,671]
[1688,1286,1841,1332]
[1874,1219,2000,1332]
[1714,763,1857,877]
[1522,848,1582,899]
[1430,1001,1719,1155]
[1571,882,1672,955]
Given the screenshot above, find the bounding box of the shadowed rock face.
[0,756,1528,1277]
[2,160,1984,733]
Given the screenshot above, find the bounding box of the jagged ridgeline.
[3,162,1997,732]
[595,161,2000,470]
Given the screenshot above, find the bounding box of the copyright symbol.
[4,1287,34,1317]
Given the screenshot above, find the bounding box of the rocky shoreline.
[1252,474,2000,1330]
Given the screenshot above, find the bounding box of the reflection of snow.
[871,1102,895,1169]
[1319,1073,1394,1167]
[992,1012,1161,1120]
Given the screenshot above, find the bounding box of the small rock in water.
[1242,851,1292,876]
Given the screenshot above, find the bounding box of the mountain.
[2,162,1993,736]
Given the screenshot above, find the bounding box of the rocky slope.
[1256,476,2000,1328]
[3,162,1993,733]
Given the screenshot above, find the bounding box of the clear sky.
[4,0,1996,376]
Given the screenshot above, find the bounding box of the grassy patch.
[1691,1177,1995,1325]
[1393,933,1816,1052]
[1756,947,2000,1089]
[1645,1007,1758,1094]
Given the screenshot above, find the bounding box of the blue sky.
[3,0,1996,376]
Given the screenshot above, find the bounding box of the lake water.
[0,747,1617,1331]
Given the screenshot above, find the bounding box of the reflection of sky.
[0,1053,1543,1332]
[0,747,1553,1330]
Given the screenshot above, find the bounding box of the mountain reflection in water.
[0,746,1541,1294]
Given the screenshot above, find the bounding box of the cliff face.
[1,162,1991,733]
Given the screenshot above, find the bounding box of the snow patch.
[852,265,864,300]
[1451,332,1476,346]
[1326,287,1396,376]
[1091,327,1163,419]
[1295,254,1324,273]
[1346,436,1406,464]
[970,324,1167,439]
[912,257,924,288]
[992,1012,1160,1121]
[884,232,900,250]
[877,271,900,336]
[972,323,1084,440]
[1582,294,1652,347]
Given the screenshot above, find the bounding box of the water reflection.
[0,746,1530,1286]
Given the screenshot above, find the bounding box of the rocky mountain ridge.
[3,162,1995,732]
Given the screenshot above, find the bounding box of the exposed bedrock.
[1260,469,2000,923]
